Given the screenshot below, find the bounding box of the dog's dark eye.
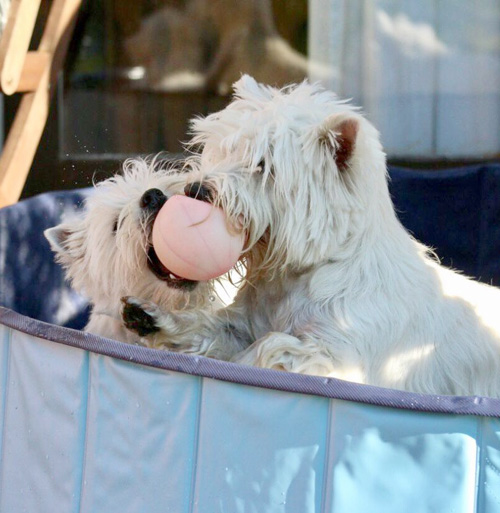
[112,218,119,234]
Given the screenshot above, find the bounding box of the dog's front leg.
[121,296,251,360]
[233,332,336,377]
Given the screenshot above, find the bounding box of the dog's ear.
[44,224,73,254]
[319,115,359,172]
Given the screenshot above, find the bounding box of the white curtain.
[309,0,500,159]
[0,0,10,34]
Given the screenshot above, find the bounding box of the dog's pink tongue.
[152,195,244,281]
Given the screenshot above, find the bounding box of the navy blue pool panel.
[390,164,500,286]
[0,188,91,329]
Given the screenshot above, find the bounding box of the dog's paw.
[233,342,291,372]
[121,296,161,337]
[232,332,335,376]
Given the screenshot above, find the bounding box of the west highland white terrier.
[122,76,500,397]
[45,158,219,344]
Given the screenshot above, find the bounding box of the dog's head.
[182,75,391,276]
[45,158,213,313]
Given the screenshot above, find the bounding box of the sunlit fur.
[45,158,217,343]
[124,76,500,397]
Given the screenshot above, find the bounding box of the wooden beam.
[0,81,49,207]
[17,51,50,93]
[0,0,42,95]
[0,0,81,208]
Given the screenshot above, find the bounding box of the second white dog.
[122,77,500,397]
[46,158,219,344]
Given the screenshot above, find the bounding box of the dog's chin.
[147,246,198,291]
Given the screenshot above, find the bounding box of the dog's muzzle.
[146,246,198,291]
[140,188,198,291]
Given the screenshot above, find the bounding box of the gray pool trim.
[1,306,499,417]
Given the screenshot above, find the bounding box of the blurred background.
[3,0,499,198]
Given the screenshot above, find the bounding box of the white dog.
[122,76,500,397]
[45,158,219,344]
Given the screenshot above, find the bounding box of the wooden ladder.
[0,0,81,208]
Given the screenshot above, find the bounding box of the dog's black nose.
[140,188,167,212]
[184,182,213,203]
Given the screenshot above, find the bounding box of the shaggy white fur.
[122,76,500,397]
[45,158,219,343]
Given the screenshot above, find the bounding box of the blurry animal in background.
[124,0,314,93]
[124,6,206,92]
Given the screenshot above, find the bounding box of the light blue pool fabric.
[1,307,500,513]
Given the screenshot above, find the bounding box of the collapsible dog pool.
[1,164,500,513]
